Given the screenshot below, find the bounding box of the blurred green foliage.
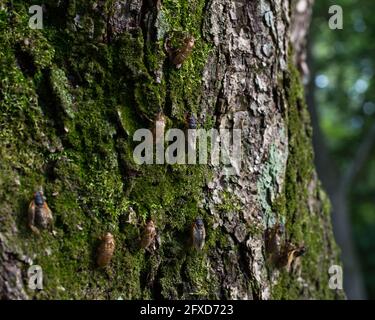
[312,0,375,298]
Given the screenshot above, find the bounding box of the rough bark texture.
[0,0,343,299]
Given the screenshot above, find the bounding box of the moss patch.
[0,0,219,299]
[270,55,343,299]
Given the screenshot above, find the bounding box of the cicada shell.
[28,191,53,235]
[191,217,206,250]
[185,113,197,129]
[286,245,306,272]
[166,35,195,69]
[97,232,115,268]
[264,223,285,262]
[140,219,157,250]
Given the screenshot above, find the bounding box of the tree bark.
[0,0,343,299]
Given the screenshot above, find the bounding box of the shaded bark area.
[0,0,343,299]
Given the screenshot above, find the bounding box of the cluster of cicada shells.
[28,190,205,268]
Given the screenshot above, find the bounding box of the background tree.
[0,0,343,299]
[310,0,375,299]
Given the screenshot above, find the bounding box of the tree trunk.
[0,0,343,300]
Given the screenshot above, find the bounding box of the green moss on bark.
[270,58,344,300]
[0,0,218,300]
